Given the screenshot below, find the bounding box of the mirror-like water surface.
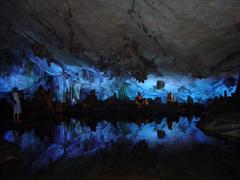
[3,117,219,173]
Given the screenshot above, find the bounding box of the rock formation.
[0,0,239,81]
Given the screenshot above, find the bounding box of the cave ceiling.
[0,0,240,81]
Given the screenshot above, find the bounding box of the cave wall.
[0,46,237,103]
[0,1,239,103]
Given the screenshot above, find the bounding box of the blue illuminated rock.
[0,53,237,103]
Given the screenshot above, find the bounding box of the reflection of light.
[3,117,217,172]
[4,131,15,143]
[4,117,214,152]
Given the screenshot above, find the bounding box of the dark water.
[2,117,240,180]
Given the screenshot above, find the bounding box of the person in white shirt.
[12,87,22,123]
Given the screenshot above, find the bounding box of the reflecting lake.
[3,116,233,177]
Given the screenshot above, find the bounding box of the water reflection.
[3,117,215,172]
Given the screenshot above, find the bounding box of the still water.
[3,117,219,173]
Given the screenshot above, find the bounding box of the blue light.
[28,52,63,76]
[0,50,237,103]
[4,117,215,155]
[4,131,15,143]
[124,74,237,103]
[3,117,220,172]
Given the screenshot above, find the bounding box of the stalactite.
[0,49,238,103]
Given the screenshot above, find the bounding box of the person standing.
[12,87,22,123]
[135,92,143,106]
[167,92,174,104]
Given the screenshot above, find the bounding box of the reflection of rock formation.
[0,139,21,164]
[3,117,213,173]
[199,84,240,142]
[30,144,64,173]
[199,111,240,142]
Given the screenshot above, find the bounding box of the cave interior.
[0,0,240,179]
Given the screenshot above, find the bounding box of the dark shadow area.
[1,114,240,180]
